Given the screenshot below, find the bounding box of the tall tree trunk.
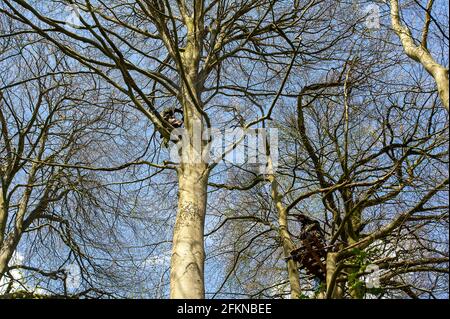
[269,174,302,299]
[0,234,19,279]
[169,55,208,298]
[278,208,302,299]
[0,165,36,281]
[170,161,209,298]
[0,185,13,281]
[326,252,344,299]
[169,9,208,296]
[0,187,6,248]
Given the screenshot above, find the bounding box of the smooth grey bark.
[170,163,209,299]
[325,252,344,299]
[269,175,302,299]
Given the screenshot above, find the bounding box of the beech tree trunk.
[168,9,208,297]
[269,173,302,299]
[0,235,18,279]
[326,252,344,299]
[170,162,209,299]
[278,211,302,299]
[0,165,36,281]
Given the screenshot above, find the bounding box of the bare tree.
[390,0,449,111]
[0,0,447,300]
[207,44,448,298]
[0,0,360,298]
[0,26,150,297]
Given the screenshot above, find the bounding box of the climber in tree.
[159,108,184,145]
[162,107,184,128]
